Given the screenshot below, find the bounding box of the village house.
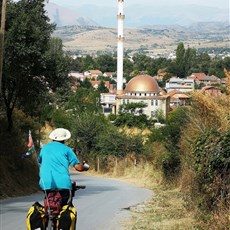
[91,80,116,92]
[103,72,114,78]
[201,86,222,96]
[188,73,222,86]
[165,77,195,92]
[68,72,86,92]
[167,90,191,108]
[84,70,103,79]
[100,93,117,116]
[68,71,85,81]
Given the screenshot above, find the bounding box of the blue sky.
[50,0,229,9]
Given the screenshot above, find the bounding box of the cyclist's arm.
[74,163,88,172]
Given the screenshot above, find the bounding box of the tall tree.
[176,42,185,78]
[184,47,196,76]
[196,52,211,74]
[1,0,61,130]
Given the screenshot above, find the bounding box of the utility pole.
[0,0,7,94]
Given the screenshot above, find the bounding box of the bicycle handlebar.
[71,182,86,197]
[75,185,86,190]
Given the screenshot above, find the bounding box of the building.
[68,72,85,81]
[167,90,191,108]
[103,72,114,78]
[100,93,117,116]
[165,77,195,92]
[116,75,170,118]
[84,70,103,79]
[201,86,222,96]
[91,80,116,92]
[188,73,221,86]
[188,73,206,83]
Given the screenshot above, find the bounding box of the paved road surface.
[0,174,152,230]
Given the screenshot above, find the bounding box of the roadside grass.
[122,186,195,230]
[92,160,196,230]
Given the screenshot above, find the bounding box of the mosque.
[101,0,170,118]
[115,75,170,118]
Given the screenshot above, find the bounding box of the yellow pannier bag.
[57,204,77,230]
[26,202,46,230]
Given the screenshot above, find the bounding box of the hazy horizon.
[50,0,229,9]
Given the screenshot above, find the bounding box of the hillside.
[45,3,97,27]
[53,22,229,56]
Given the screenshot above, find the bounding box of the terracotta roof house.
[91,80,116,92]
[188,73,221,86]
[201,86,222,96]
[84,70,103,79]
[189,73,206,81]
[167,90,191,107]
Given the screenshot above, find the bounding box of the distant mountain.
[49,3,228,28]
[45,3,98,27]
[131,4,228,27]
[144,21,229,33]
[53,22,229,56]
[46,2,228,28]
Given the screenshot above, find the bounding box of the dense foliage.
[192,129,229,211]
[1,0,70,131]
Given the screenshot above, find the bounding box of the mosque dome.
[125,75,160,93]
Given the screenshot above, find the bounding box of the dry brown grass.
[122,187,195,230]
[92,158,196,230]
[178,80,230,228]
[59,27,229,55]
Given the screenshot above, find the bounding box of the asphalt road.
[0,173,152,230]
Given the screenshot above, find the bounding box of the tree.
[82,55,96,70]
[119,102,147,114]
[196,52,211,74]
[132,53,151,71]
[184,47,196,76]
[95,54,116,72]
[0,0,7,95]
[67,88,101,114]
[42,37,71,91]
[1,0,55,130]
[97,80,109,93]
[79,78,93,89]
[123,57,133,76]
[176,42,185,78]
[72,112,107,157]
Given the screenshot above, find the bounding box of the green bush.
[192,129,230,211]
[161,151,181,179]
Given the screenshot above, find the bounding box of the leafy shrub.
[161,151,181,179]
[192,129,230,211]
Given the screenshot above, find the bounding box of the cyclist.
[38,128,89,205]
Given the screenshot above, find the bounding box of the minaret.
[117,0,125,94]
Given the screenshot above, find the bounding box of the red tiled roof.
[189,73,206,80]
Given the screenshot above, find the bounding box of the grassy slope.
[0,119,39,198]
